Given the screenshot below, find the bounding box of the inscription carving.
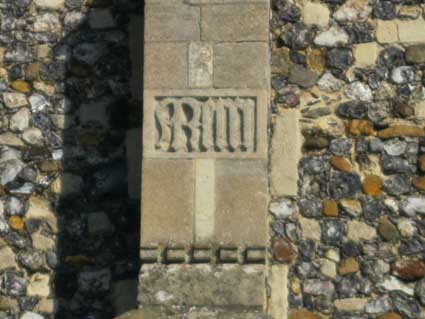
[154,97,257,154]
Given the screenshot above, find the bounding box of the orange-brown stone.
[8,216,25,231]
[393,258,425,281]
[413,176,425,190]
[419,155,425,172]
[26,63,40,81]
[377,313,403,319]
[378,125,425,139]
[307,48,326,73]
[362,175,382,196]
[323,199,339,217]
[11,80,31,93]
[338,257,359,276]
[272,238,295,263]
[347,120,374,136]
[330,156,351,173]
[289,309,322,319]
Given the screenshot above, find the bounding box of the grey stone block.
[138,264,265,307]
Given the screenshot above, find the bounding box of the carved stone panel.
[143,89,268,159]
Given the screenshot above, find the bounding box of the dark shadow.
[53,2,143,318]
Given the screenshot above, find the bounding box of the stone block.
[302,0,330,27]
[145,3,200,42]
[376,20,399,44]
[114,308,268,319]
[397,18,425,43]
[143,89,268,159]
[144,43,188,89]
[139,264,265,307]
[270,110,302,197]
[214,43,269,88]
[267,265,289,319]
[201,3,269,42]
[354,42,381,68]
[214,160,268,246]
[141,159,195,245]
[189,42,213,88]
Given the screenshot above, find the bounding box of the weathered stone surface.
[406,44,425,64]
[0,247,17,271]
[334,298,368,312]
[271,110,302,197]
[141,159,194,245]
[302,1,330,27]
[144,43,188,89]
[214,43,269,88]
[339,257,359,275]
[376,20,398,43]
[3,93,28,108]
[27,273,50,297]
[189,42,213,88]
[143,90,268,159]
[201,3,269,42]
[139,264,264,307]
[398,18,425,43]
[214,160,268,246]
[115,308,268,319]
[299,216,321,241]
[145,3,200,42]
[347,220,377,241]
[354,42,380,68]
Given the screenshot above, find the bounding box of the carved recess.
[155,97,256,153]
[144,90,267,159]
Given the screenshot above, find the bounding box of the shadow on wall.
[50,2,143,319]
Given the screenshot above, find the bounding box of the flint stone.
[0,272,26,296]
[416,279,425,306]
[330,172,361,199]
[317,72,345,92]
[402,197,425,216]
[303,279,335,297]
[383,175,410,196]
[330,139,353,157]
[322,220,345,245]
[288,65,318,88]
[378,276,414,296]
[391,291,420,319]
[0,160,24,186]
[381,156,411,174]
[337,101,368,119]
[365,295,393,313]
[391,67,415,85]
[314,26,349,47]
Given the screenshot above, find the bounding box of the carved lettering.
[154,97,257,154]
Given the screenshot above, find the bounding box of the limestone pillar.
[139,0,287,317]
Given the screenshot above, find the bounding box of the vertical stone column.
[139,0,278,317]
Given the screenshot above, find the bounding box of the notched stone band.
[140,246,266,264]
